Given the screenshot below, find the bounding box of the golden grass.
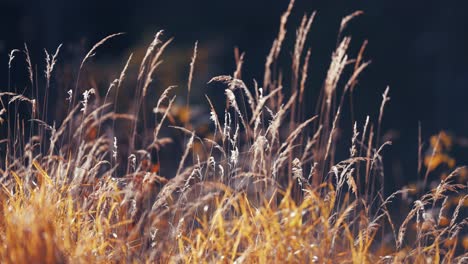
[0,1,466,263]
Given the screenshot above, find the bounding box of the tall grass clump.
[0,1,466,263]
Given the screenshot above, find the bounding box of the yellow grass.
[0,1,466,263]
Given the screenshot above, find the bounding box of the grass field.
[0,1,467,263]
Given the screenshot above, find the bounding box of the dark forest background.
[1,0,467,190]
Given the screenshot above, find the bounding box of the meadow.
[0,1,466,263]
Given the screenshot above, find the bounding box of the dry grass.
[0,1,467,263]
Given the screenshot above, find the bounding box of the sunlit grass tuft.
[0,0,466,263]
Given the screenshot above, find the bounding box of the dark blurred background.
[1,0,467,189]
